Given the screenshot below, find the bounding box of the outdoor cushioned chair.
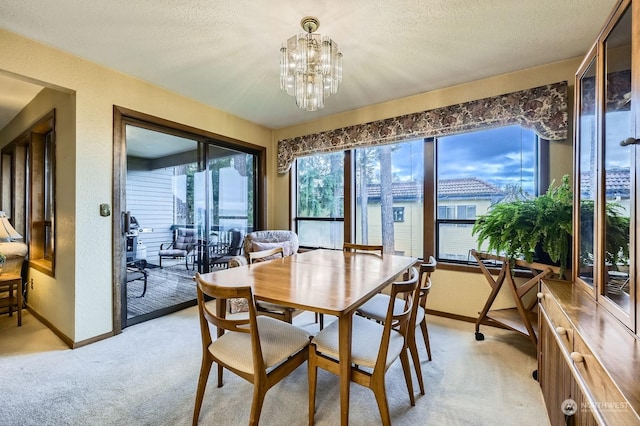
[158,228,197,269]
[193,228,243,271]
[193,272,311,426]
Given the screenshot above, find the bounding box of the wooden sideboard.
[538,279,640,425]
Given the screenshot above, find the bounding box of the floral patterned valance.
[581,70,631,115]
[277,81,568,173]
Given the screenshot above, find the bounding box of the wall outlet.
[30,278,34,290]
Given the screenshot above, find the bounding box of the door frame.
[112,106,266,333]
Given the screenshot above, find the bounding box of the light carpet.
[0,308,550,426]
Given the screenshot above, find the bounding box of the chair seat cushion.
[357,294,406,322]
[229,297,249,314]
[158,249,187,257]
[208,316,311,374]
[312,315,404,368]
[358,294,425,326]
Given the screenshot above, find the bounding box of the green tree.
[297,153,343,218]
[378,145,395,253]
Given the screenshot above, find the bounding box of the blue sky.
[390,125,538,194]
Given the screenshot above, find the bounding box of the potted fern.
[472,175,573,274]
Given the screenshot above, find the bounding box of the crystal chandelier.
[280,17,343,111]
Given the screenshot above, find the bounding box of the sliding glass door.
[121,122,259,327]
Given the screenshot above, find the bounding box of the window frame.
[291,128,549,267]
[292,151,346,249]
[1,110,56,276]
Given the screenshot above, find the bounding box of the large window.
[293,125,540,262]
[354,141,424,257]
[294,151,344,248]
[436,126,539,261]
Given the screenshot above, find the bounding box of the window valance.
[277,81,568,173]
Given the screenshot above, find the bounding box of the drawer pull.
[556,326,567,335]
[570,352,584,363]
[537,292,544,300]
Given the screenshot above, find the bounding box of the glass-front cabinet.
[574,0,638,332]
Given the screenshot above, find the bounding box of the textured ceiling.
[0,0,618,130]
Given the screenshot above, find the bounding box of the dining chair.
[248,246,284,264]
[308,266,420,426]
[342,242,384,254]
[315,242,385,330]
[228,230,299,268]
[226,230,299,315]
[247,245,299,324]
[357,257,436,395]
[193,272,311,426]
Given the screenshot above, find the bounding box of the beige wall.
[1,27,581,342]
[0,87,77,336]
[0,29,272,342]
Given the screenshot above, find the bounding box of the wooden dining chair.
[342,242,384,254]
[315,242,385,330]
[357,257,436,395]
[248,246,284,264]
[193,272,311,426]
[308,267,420,426]
[248,246,298,323]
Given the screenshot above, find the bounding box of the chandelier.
[280,17,343,111]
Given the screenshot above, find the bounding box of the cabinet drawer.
[539,284,573,353]
[571,332,637,425]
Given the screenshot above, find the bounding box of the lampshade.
[0,211,22,242]
[280,16,343,111]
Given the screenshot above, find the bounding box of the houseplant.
[472,175,573,274]
[579,200,630,268]
[472,174,630,275]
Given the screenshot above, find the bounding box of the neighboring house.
[361,178,504,259]
[581,168,631,215]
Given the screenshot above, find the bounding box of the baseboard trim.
[26,306,74,348]
[72,330,115,349]
[26,306,115,349]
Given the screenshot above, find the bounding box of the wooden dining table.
[197,248,417,425]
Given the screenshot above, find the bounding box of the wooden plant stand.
[471,250,560,349]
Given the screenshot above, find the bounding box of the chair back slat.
[343,242,384,254]
[249,246,284,264]
[195,273,255,334]
[418,256,437,310]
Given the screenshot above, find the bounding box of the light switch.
[100,203,111,217]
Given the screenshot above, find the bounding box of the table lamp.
[0,211,23,241]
